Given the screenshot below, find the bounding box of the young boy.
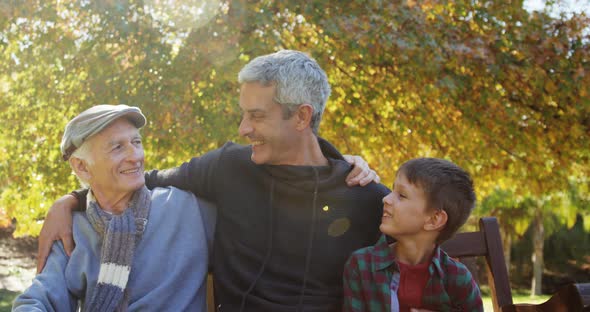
[343,158,483,312]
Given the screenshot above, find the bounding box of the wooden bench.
[502,283,590,311]
[441,217,512,311]
[442,217,590,312]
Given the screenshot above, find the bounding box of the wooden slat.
[441,231,486,257]
[480,217,513,309]
[207,273,215,312]
[440,217,513,312]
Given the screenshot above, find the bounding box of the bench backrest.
[441,217,513,311]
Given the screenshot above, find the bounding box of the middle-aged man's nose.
[238,118,252,137]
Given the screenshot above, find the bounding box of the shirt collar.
[371,234,398,271]
[430,244,446,279]
[370,234,447,279]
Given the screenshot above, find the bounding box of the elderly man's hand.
[343,155,381,186]
[36,194,78,273]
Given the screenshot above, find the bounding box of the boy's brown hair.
[397,157,476,243]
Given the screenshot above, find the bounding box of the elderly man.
[39,50,388,311]
[13,105,215,311]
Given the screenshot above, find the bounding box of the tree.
[1,0,588,293]
[478,188,530,275]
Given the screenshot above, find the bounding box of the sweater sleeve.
[197,197,217,267]
[12,242,78,312]
[342,255,367,312]
[144,146,224,201]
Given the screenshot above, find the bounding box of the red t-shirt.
[397,260,431,312]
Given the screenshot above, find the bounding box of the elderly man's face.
[84,118,145,198]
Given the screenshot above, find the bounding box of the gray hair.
[70,140,94,187]
[238,50,331,134]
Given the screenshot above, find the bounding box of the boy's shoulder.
[350,244,377,258]
[346,235,392,270]
[438,248,469,269]
[347,244,376,265]
[344,245,378,275]
[436,247,474,282]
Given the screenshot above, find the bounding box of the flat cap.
[61,104,146,161]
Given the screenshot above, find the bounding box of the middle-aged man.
[13,105,215,311]
[38,50,390,311]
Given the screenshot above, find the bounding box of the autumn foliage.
[0,1,588,239]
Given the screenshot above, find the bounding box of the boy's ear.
[424,209,448,231]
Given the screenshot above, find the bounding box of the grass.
[0,289,18,312]
[481,286,550,311]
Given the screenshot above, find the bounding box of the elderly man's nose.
[127,145,144,160]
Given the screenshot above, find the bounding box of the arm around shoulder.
[14,242,77,311]
[36,194,78,273]
[144,146,226,199]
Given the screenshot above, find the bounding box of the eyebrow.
[394,181,413,194]
[244,108,266,114]
[106,134,142,146]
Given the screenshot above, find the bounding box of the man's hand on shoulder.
[36,194,78,273]
[343,155,381,187]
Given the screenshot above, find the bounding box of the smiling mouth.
[120,168,141,174]
[382,211,392,218]
[251,140,264,146]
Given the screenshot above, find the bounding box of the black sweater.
[144,138,389,311]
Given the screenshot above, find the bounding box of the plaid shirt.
[343,234,483,312]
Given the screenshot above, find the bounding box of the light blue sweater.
[13,186,216,312]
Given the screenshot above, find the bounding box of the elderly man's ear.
[69,157,91,181]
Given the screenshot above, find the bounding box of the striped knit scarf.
[85,186,151,312]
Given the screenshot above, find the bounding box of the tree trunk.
[531,211,544,296]
[502,231,512,277]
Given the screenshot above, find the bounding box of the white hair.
[69,140,94,188]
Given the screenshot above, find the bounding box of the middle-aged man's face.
[238,82,301,165]
[84,117,145,197]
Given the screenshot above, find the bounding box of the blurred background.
[0,0,589,310]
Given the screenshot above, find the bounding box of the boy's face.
[380,172,433,239]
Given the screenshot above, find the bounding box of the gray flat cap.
[61,104,146,161]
